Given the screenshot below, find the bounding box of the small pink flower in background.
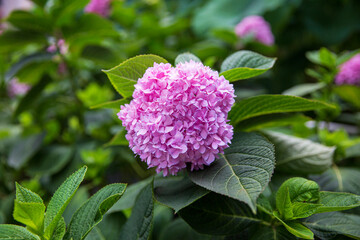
[118,61,235,176]
[8,78,31,97]
[84,0,111,17]
[47,39,68,55]
[335,54,360,85]
[235,15,274,46]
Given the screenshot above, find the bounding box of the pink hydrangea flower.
[335,54,360,85]
[235,15,274,46]
[47,39,68,55]
[84,0,111,17]
[118,61,235,176]
[8,78,31,97]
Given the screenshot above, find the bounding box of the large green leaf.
[7,10,51,33]
[275,187,293,220]
[103,55,168,98]
[119,181,154,240]
[304,212,360,239]
[273,212,314,240]
[220,51,276,82]
[64,183,127,240]
[250,225,296,240]
[44,166,87,239]
[282,82,326,97]
[315,191,360,213]
[310,166,360,194]
[333,85,360,108]
[154,175,209,212]
[0,225,40,240]
[52,217,66,240]
[174,53,201,65]
[264,131,334,174]
[7,133,45,170]
[179,193,263,235]
[0,30,47,54]
[229,95,334,125]
[188,132,275,213]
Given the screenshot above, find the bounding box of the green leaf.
[27,145,73,176]
[319,48,337,68]
[264,131,334,174]
[310,166,360,194]
[8,133,45,170]
[159,218,216,240]
[104,127,128,147]
[90,98,130,110]
[277,177,320,203]
[220,50,276,82]
[179,193,263,235]
[273,212,314,239]
[119,181,154,240]
[211,28,238,45]
[304,212,360,239]
[175,53,201,65]
[291,202,322,219]
[44,166,87,239]
[154,175,209,212]
[250,225,296,240]
[64,183,127,240]
[229,95,334,125]
[282,82,326,97]
[0,30,47,54]
[0,225,40,240]
[7,10,51,33]
[51,217,66,240]
[104,55,168,98]
[13,201,45,233]
[333,85,360,109]
[315,191,360,213]
[109,177,153,213]
[15,183,43,203]
[188,132,275,213]
[275,187,293,220]
[238,113,310,132]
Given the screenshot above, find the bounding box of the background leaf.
[273,212,314,240]
[90,98,130,110]
[316,191,360,213]
[64,183,127,240]
[264,131,334,174]
[104,55,168,98]
[119,181,154,240]
[188,132,275,212]
[220,50,276,82]
[282,82,326,97]
[0,225,40,240]
[333,85,360,109]
[174,53,201,65]
[154,175,209,212]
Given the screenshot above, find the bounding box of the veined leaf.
[276,187,293,220]
[64,183,127,240]
[119,181,154,240]
[250,225,296,240]
[15,183,43,203]
[44,166,87,239]
[315,191,360,213]
[52,217,66,240]
[154,175,209,212]
[175,53,201,65]
[282,82,326,97]
[229,95,334,125]
[264,131,334,174]
[291,202,322,220]
[90,98,130,110]
[220,50,275,82]
[0,225,40,240]
[179,193,262,235]
[310,166,360,194]
[273,212,313,239]
[277,178,320,203]
[13,201,45,233]
[104,55,168,98]
[188,132,275,213]
[304,212,360,239]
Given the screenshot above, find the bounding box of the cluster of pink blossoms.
[118,61,235,176]
[8,78,31,97]
[84,0,111,17]
[235,15,274,46]
[47,39,68,55]
[335,54,360,85]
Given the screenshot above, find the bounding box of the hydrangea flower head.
[84,0,111,17]
[235,15,274,46]
[8,78,31,97]
[335,54,360,85]
[118,61,235,176]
